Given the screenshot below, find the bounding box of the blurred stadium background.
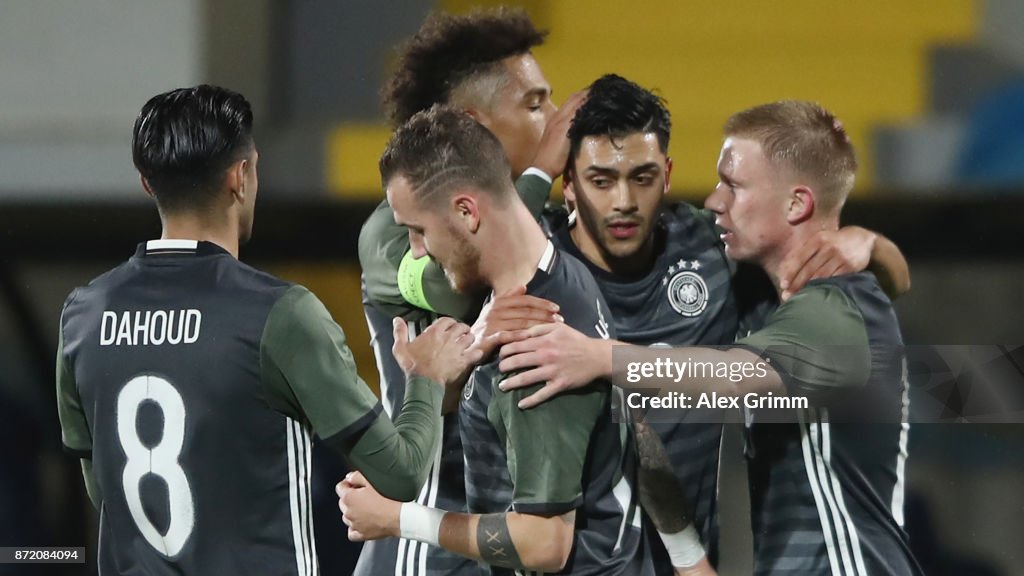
[1,1,1021,574]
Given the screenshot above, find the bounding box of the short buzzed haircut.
[379,105,514,208]
[382,7,547,126]
[725,100,857,215]
[132,85,254,213]
[567,73,672,170]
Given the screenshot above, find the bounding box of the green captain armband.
[398,251,437,312]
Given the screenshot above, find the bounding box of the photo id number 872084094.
[0,548,85,563]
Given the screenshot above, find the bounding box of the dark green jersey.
[56,240,442,576]
[737,273,921,576]
[355,173,554,576]
[460,242,654,576]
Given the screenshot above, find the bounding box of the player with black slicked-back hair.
[566,74,672,162]
[56,84,477,575]
[132,85,257,214]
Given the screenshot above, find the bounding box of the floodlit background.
[1,1,1022,574]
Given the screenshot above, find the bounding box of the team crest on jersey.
[463,372,476,401]
[665,260,709,317]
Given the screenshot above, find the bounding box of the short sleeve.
[490,375,608,515]
[260,285,383,442]
[736,283,871,400]
[56,306,92,459]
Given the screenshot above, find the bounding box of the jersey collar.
[135,239,231,258]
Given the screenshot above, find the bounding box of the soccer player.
[55,85,476,575]
[341,106,659,575]
[499,101,923,575]
[356,8,581,575]
[462,73,910,572]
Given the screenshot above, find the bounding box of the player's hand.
[674,558,717,576]
[337,471,401,541]
[393,316,484,386]
[777,226,876,300]
[496,323,608,409]
[529,90,588,180]
[468,286,563,359]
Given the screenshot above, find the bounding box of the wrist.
[399,502,444,545]
[659,525,706,568]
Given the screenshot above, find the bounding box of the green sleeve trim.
[398,251,437,313]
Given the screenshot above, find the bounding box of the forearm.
[867,232,911,299]
[632,419,694,534]
[342,379,443,501]
[434,509,573,572]
[632,419,710,571]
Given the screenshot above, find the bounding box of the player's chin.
[606,238,645,260]
[723,242,752,262]
[446,273,475,295]
[445,271,464,294]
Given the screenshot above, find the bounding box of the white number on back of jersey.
[116,375,195,556]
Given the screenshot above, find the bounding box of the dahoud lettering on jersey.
[664,259,709,317]
[100,309,202,346]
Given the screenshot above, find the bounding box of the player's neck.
[760,220,839,295]
[159,211,240,259]
[483,201,550,294]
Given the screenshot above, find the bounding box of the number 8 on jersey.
[116,375,195,557]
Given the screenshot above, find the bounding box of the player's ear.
[452,193,481,233]
[787,185,815,224]
[563,169,578,203]
[463,106,490,130]
[140,175,155,199]
[228,158,248,204]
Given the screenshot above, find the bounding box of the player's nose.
[612,181,637,212]
[409,232,428,259]
[705,184,727,213]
